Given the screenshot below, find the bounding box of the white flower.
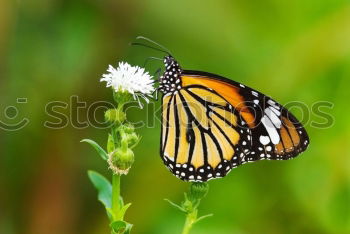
[101,62,155,108]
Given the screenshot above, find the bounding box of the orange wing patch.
[280,126,294,152]
[282,117,300,146]
[182,75,256,127]
[274,117,302,155]
[187,87,227,106]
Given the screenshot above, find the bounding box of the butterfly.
[133,37,310,182]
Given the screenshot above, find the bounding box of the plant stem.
[112,173,121,220]
[182,209,197,234]
[177,182,210,234]
[111,102,123,221]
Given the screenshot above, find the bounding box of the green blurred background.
[1,0,349,233]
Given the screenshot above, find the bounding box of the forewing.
[181,71,309,162]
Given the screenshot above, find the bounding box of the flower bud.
[126,132,139,146]
[108,147,134,175]
[182,199,193,213]
[121,123,135,134]
[189,182,209,202]
[105,109,126,124]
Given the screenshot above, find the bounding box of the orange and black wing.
[160,70,309,182]
[161,86,251,181]
[181,70,310,161]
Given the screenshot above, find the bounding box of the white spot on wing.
[265,107,282,128]
[268,99,280,110]
[164,154,174,162]
[268,99,275,105]
[269,106,281,116]
[259,135,270,145]
[261,116,280,144]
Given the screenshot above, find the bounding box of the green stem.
[111,102,123,220]
[182,209,197,234]
[112,174,121,220]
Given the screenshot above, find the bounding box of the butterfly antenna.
[136,36,172,54]
[135,36,173,56]
[130,42,171,56]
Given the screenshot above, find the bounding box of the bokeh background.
[1,0,350,233]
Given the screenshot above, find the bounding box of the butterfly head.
[159,56,182,95]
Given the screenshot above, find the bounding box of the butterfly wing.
[161,86,251,182]
[182,71,310,159]
[160,70,309,182]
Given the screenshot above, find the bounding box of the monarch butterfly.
[133,37,310,182]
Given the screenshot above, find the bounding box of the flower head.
[108,147,134,175]
[101,62,155,107]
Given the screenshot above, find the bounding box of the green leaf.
[194,213,213,224]
[81,139,108,160]
[110,220,132,234]
[124,223,133,234]
[87,170,112,210]
[164,199,186,212]
[116,203,132,220]
[110,220,126,233]
[106,207,115,221]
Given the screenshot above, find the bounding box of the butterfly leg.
[143,56,163,67]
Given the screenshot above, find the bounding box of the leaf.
[81,139,108,160]
[194,213,213,224]
[87,170,112,210]
[106,207,115,221]
[124,223,133,234]
[116,203,132,220]
[110,221,132,234]
[164,199,186,212]
[110,220,126,233]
